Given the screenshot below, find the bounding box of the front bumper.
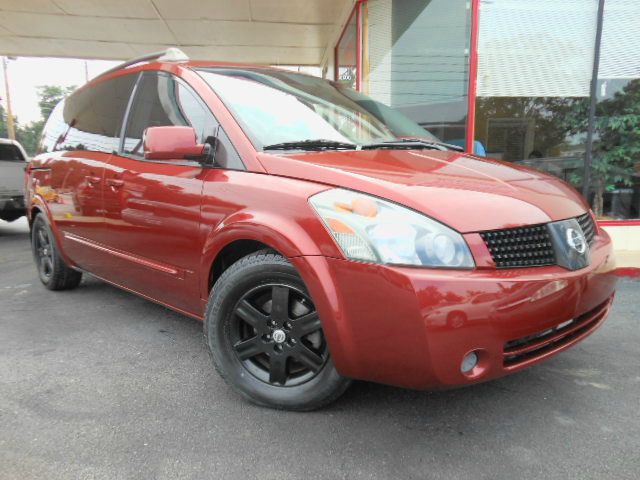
[292,230,617,389]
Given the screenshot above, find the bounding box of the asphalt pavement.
[1,217,639,480]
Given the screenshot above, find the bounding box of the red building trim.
[613,268,640,278]
[598,220,640,227]
[334,4,360,85]
[356,2,363,91]
[465,0,480,153]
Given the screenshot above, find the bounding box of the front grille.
[479,224,556,268]
[503,298,612,368]
[577,212,596,245]
[480,213,598,269]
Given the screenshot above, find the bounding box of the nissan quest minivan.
[26,49,617,410]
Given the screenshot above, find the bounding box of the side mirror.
[143,126,205,161]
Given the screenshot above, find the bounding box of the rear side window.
[39,73,137,154]
[0,144,25,161]
[122,71,243,169]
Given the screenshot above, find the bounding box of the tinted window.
[122,71,243,169]
[0,144,25,161]
[39,74,137,154]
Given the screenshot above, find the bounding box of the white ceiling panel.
[0,36,138,59]
[183,45,325,64]
[0,12,175,44]
[152,0,251,21]
[0,0,353,64]
[53,0,159,19]
[168,20,332,47]
[249,0,345,24]
[0,0,63,15]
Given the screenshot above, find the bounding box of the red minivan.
[26,49,617,410]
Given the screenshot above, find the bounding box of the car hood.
[257,149,589,233]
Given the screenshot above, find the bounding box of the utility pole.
[84,60,89,83]
[2,56,16,140]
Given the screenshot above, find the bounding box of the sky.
[1,57,119,125]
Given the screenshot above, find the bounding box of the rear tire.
[31,214,82,291]
[204,250,350,411]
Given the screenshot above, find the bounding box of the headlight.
[309,188,474,268]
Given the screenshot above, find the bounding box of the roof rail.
[95,47,189,80]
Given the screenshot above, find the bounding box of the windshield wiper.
[263,139,358,151]
[362,138,464,152]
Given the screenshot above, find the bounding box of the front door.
[102,71,219,316]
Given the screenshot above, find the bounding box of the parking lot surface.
[1,218,639,479]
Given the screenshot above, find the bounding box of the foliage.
[1,84,75,156]
[565,79,640,216]
[477,81,640,217]
[475,97,589,161]
[0,104,10,138]
[15,120,44,157]
[37,85,75,119]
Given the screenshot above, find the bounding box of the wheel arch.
[207,239,275,292]
[199,216,355,378]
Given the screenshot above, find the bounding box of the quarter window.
[39,74,137,154]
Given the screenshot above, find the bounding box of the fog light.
[461,351,478,373]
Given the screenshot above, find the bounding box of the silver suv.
[0,138,27,222]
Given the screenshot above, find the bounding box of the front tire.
[31,213,82,290]
[205,251,350,411]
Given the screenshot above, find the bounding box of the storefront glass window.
[335,9,358,89]
[589,0,640,219]
[474,0,597,194]
[364,0,471,143]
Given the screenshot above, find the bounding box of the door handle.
[86,175,101,185]
[106,178,124,189]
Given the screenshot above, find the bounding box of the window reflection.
[474,96,590,188]
[591,0,640,219]
[364,0,471,143]
[590,78,640,219]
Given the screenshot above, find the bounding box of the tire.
[205,250,351,411]
[31,213,82,291]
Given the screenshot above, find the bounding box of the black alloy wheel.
[230,283,328,387]
[33,222,54,282]
[31,214,82,290]
[205,250,350,410]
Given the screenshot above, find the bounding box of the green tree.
[565,80,640,216]
[0,103,18,139]
[0,104,8,138]
[12,84,75,156]
[36,85,75,119]
[15,120,44,157]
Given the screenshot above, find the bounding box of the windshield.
[195,67,439,150]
